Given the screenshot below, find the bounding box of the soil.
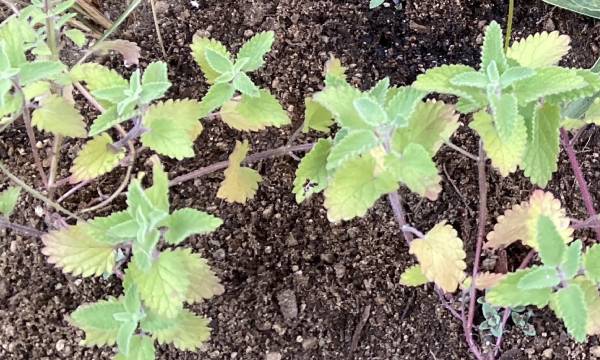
[2,0,600,359]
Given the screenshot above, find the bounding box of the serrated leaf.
[313,85,370,130]
[71,63,128,92]
[114,335,155,360]
[522,102,560,187]
[217,140,262,204]
[18,61,65,85]
[164,208,223,245]
[145,159,169,212]
[413,64,487,108]
[385,86,426,127]
[42,224,116,277]
[293,139,332,203]
[481,21,507,74]
[237,31,275,72]
[409,222,466,293]
[475,272,507,290]
[233,72,259,97]
[547,68,600,104]
[95,40,141,67]
[324,154,398,222]
[574,277,600,335]
[126,180,168,233]
[303,97,333,133]
[199,83,235,117]
[584,244,600,282]
[537,215,567,267]
[116,320,137,356]
[369,77,390,103]
[90,106,136,136]
[31,95,86,137]
[88,211,134,245]
[205,48,234,75]
[65,28,87,47]
[517,266,561,289]
[469,110,526,176]
[386,143,442,201]
[324,56,347,87]
[141,99,203,160]
[562,240,582,280]
[451,71,489,89]
[487,269,553,307]
[353,96,388,125]
[70,298,125,347]
[0,186,21,217]
[141,309,210,351]
[219,89,290,131]
[500,66,536,88]
[70,133,125,182]
[490,93,518,143]
[190,37,232,83]
[140,61,171,103]
[327,129,380,170]
[179,249,224,302]
[513,67,587,104]
[552,284,587,342]
[507,31,571,68]
[485,190,573,250]
[400,265,429,286]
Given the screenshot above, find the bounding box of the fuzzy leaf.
[190,37,232,83]
[220,89,290,131]
[65,29,87,47]
[140,61,171,103]
[353,96,388,125]
[324,155,398,222]
[537,215,567,267]
[70,298,125,347]
[552,284,587,342]
[584,244,600,283]
[164,209,223,245]
[324,56,347,87]
[145,160,170,213]
[500,67,536,88]
[487,269,552,307]
[114,335,155,360]
[451,71,489,89]
[141,99,203,160]
[386,143,441,200]
[469,110,526,176]
[385,87,426,127]
[327,129,380,170]
[517,266,560,290]
[400,265,429,286]
[313,85,371,130]
[481,21,507,73]
[180,249,224,302]
[32,95,86,138]
[70,134,125,182]
[409,222,466,293]
[42,224,116,277]
[141,309,210,351]
[18,61,65,85]
[391,100,459,156]
[0,186,21,217]
[198,83,235,117]
[303,97,333,133]
[513,67,587,104]
[507,31,571,68]
[522,102,561,187]
[475,272,507,290]
[71,63,128,92]
[562,240,582,280]
[237,31,275,72]
[233,72,259,97]
[217,140,262,204]
[88,211,133,245]
[89,106,136,136]
[293,139,332,203]
[413,64,486,108]
[205,48,234,74]
[490,93,518,143]
[574,277,600,335]
[369,77,390,103]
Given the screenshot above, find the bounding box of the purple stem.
[560,128,600,241]
[0,216,44,237]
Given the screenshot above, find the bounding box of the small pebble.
[542,348,553,359]
[277,290,298,320]
[55,339,65,352]
[265,352,281,360]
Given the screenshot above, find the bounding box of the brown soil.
[2,1,600,359]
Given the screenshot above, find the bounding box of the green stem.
[504,0,515,51]
[44,0,59,60]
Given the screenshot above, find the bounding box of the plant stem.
[560,128,600,241]
[47,135,63,198]
[0,0,19,15]
[44,0,59,61]
[386,191,413,245]
[444,141,479,162]
[504,0,515,51]
[168,143,315,187]
[464,140,487,360]
[0,216,43,237]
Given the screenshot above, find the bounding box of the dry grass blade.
[150,0,168,59]
[73,0,112,29]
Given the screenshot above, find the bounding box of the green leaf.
[88,106,135,137]
[70,298,125,347]
[88,211,134,245]
[369,77,390,103]
[233,72,259,97]
[400,265,429,286]
[126,180,168,231]
[141,99,204,160]
[65,28,87,47]
[391,100,459,156]
[217,140,262,203]
[386,143,441,201]
[414,65,485,105]
[140,61,171,103]
[324,56,347,87]
[190,37,232,84]
[179,249,224,302]
[32,95,86,138]
[313,85,370,130]
[584,244,600,282]
[145,159,170,213]
[552,284,588,342]
[385,87,426,127]
[513,67,587,104]
[198,83,235,117]
[522,102,560,187]
[324,154,398,222]
[547,69,600,104]
[370,0,385,8]
[543,0,600,18]
[500,67,536,88]
[116,321,137,356]
[164,208,223,245]
[486,269,553,307]
[293,139,332,203]
[537,215,567,267]
[450,71,489,89]
[114,335,155,360]
[327,129,380,170]
[0,17,36,67]
[353,96,388,125]
[219,89,290,131]
[141,309,211,351]
[481,21,507,74]
[574,276,600,336]
[0,186,21,217]
[70,134,125,182]
[562,240,582,280]
[70,63,128,92]
[507,31,571,68]
[517,266,560,289]
[236,31,275,72]
[303,97,333,133]
[205,48,234,75]
[490,93,518,143]
[18,61,65,85]
[42,224,116,277]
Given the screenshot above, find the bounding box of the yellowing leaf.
[32,95,86,138]
[409,222,466,293]
[475,272,507,290]
[70,63,128,91]
[485,190,573,250]
[70,134,125,182]
[141,309,211,351]
[400,265,429,286]
[70,297,125,347]
[217,140,262,204]
[507,31,571,68]
[574,277,600,335]
[303,97,333,133]
[179,249,224,302]
[219,90,290,131]
[42,224,116,277]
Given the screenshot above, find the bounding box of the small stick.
[444,141,479,162]
[387,191,413,245]
[0,216,43,237]
[349,304,372,357]
[149,0,167,59]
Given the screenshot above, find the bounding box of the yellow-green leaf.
[32,95,86,138]
[70,134,125,182]
[0,186,21,217]
[400,265,429,286]
[141,309,211,351]
[217,140,262,204]
[219,90,290,131]
[507,31,571,68]
[70,297,124,347]
[190,36,232,84]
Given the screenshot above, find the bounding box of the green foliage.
[370,0,385,8]
[0,186,21,217]
[542,0,600,19]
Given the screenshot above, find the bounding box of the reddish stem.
[560,128,600,241]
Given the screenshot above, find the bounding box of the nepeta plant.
[478,297,535,339]
[414,21,600,186]
[44,159,224,358]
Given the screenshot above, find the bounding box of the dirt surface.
[2,0,600,359]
